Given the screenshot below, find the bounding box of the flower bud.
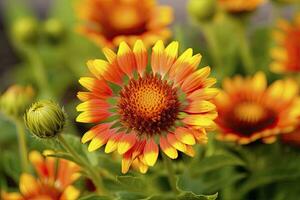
[0,85,35,119]
[43,18,65,44]
[11,17,39,44]
[24,100,66,138]
[187,0,216,22]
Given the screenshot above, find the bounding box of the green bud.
[11,17,39,44]
[24,100,66,139]
[43,18,65,44]
[0,85,35,119]
[187,0,216,22]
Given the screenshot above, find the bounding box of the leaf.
[78,194,113,200]
[115,192,147,200]
[116,176,148,192]
[191,154,246,176]
[177,192,218,200]
[239,168,300,196]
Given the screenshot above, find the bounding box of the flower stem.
[57,134,106,195]
[15,119,29,172]
[235,19,255,74]
[162,154,179,195]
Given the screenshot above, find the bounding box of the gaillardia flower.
[218,0,265,13]
[77,40,218,173]
[270,14,300,73]
[1,151,80,200]
[77,0,173,48]
[214,72,300,144]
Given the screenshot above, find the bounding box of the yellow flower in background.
[77,0,173,48]
[270,14,300,73]
[76,40,218,173]
[1,151,80,200]
[218,0,265,13]
[214,72,300,145]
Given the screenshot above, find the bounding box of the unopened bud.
[11,17,39,44]
[43,18,65,44]
[24,100,66,138]
[187,0,216,22]
[0,85,35,119]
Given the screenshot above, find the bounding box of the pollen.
[118,74,180,136]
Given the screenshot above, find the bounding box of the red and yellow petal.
[117,133,137,154]
[159,136,178,159]
[151,40,165,75]
[117,42,137,78]
[181,67,211,93]
[133,40,148,76]
[174,127,196,145]
[143,138,159,166]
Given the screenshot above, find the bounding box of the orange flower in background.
[1,151,80,200]
[270,14,300,73]
[214,72,300,145]
[218,0,265,13]
[76,40,218,173]
[77,0,173,48]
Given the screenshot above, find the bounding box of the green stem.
[15,119,29,172]
[162,154,179,195]
[202,24,222,70]
[57,134,106,195]
[235,19,255,74]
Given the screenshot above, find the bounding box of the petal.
[76,99,110,112]
[184,100,216,113]
[105,133,123,153]
[183,114,216,129]
[174,54,202,85]
[160,41,179,77]
[148,6,173,28]
[76,109,110,123]
[184,145,195,157]
[159,136,178,159]
[174,127,196,145]
[181,67,211,93]
[81,123,111,144]
[187,88,219,101]
[117,42,136,78]
[151,40,165,75]
[60,186,80,200]
[167,133,186,152]
[133,40,148,76]
[251,71,267,92]
[78,77,112,98]
[117,133,137,154]
[168,48,193,79]
[143,139,159,166]
[19,174,39,196]
[103,47,116,63]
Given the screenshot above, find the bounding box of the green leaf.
[177,192,218,200]
[116,176,148,192]
[191,154,246,176]
[239,168,300,196]
[115,191,147,200]
[78,194,113,200]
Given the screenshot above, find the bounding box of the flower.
[76,40,218,173]
[0,85,34,119]
[214,72,300,144]
[24,100,67,138]
[76,0,173,48]
[1,150,80,200]
[281,121,300,146]
[270,14,300,73]
[218,0,265,13]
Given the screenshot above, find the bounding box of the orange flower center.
[109,5,142,30]
[118,74,180,136]
[234,102,266,124]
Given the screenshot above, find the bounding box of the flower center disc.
[118,74,180,136]
[234,102,267,124]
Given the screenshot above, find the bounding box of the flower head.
[270,14,300,73]
[218,0,265,13]
[214,72,300,144]
[1,150,80,200]
[77,0,173,48]
[77,40,218,173]
[0,85,34,119]
[24,100,66,138]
